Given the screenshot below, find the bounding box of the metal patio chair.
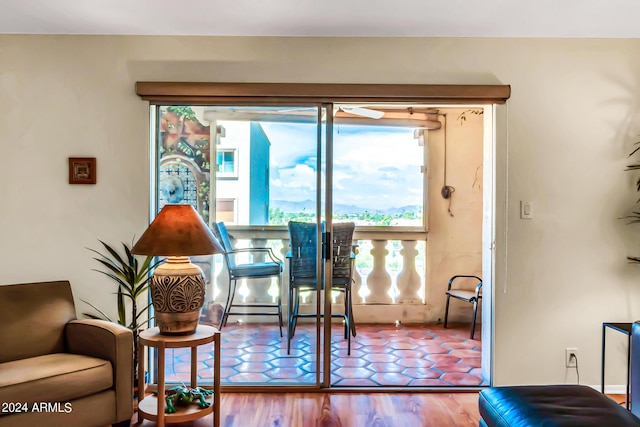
[443,274,482,339]
[211,221,284,336]
[286,221,356,354]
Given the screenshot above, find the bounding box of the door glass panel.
[156,105,323,386]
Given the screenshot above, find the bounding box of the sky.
[262,121,425,212]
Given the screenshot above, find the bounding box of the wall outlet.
[566,348,578,368]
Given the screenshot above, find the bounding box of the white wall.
[1,35,639,387]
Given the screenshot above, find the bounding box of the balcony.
[195,225,428,325]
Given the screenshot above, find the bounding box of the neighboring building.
[214,121,270,225]
[158,106,271,226]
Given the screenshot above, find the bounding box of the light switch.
[520,201,533,219]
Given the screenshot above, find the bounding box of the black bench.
[479,385,640,427]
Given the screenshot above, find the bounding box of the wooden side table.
[137,325,220,427]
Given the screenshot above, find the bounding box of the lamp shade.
[131,204,223,257]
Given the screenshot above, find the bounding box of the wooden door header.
[136,82,511,105]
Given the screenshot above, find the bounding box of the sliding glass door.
[150,101,486,389]
[154,104,327,386]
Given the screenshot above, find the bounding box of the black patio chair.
[211,221,284,336]
[443,274,482,339]
[286,221,356,354]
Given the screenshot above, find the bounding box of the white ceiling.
[1,0,639,38]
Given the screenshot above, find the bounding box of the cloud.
[262,123,424,210]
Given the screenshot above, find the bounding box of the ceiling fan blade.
[339,106,385,119]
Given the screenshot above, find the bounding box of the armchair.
[0,281,133,427]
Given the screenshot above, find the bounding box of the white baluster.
[396,240,422,303]
[214,256,229,305]
[366,240,392,303]
[350,243,362,304]
[248,238,269,303]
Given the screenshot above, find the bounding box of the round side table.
[137,325,220,427]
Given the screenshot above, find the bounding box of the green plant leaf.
[116,286,126,326]
[86,239,159,332]
[81,299,115,323]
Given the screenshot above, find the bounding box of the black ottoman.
[479,385,640,427]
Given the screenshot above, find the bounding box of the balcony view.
[155,104,486,387]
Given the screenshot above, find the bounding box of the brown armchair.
[0,281,133,427]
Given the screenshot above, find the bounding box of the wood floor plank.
[133,392,480,426]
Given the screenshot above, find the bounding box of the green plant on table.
[154,386,213,413]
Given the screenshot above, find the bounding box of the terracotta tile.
[182,323,484,387]
[425,354,461,364]
[334,357,370,367]
[401,368,441,379]
[197,367,216,378]
[265,367,307,379]
[391,349,426,358]
[432,363,471,373]
[250,338,283,346]
[270,348,309,357]
[419,345,450,354]
[235,362,271,373]
[441,341,476,350]
[219,357,238,367]
[370,372,412,386]
[164,372,192,383]
[361,338,391,346]
[333,378,379,387]
[367,362,406,373]
[269,357,306,368]
[363,353,400,363]
[359,345,389,354]
[334,367,375,379]
[219,367,237,379]
[386,342,419,350]
[332,349,353,358]
[407,332,435,340]
[396,358,434,368]
[165,362,192,374]
[221,348,247,357]
[295,373,319,383]
[409,379,449,386]
[460,358,482,368]
[226,372,271,383]
[450,349,482,358]
[243,345,275,353]
[441,373,483,385]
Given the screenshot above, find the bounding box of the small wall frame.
[68,157,97,184]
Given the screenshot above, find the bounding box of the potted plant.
[83,240,161,402]
[623,143,640,262]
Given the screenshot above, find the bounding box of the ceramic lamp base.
[150,256,206,335]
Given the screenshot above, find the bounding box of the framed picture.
[68,157,97,184]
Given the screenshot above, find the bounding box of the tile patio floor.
[163,322,485,387]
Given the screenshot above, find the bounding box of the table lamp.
[131,204,223,335]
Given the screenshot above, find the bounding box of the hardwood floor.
[132,391,480,426]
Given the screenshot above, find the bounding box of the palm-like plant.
[83,240,161,391]
[624,142,640,263]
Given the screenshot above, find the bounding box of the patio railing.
[194,226,427,323]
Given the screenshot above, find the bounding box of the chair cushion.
[447,289,479,301]
[479,385,640,427]
[231,262,281,278]
[0,353,113,405]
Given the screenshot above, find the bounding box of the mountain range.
[271,199,420,215]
